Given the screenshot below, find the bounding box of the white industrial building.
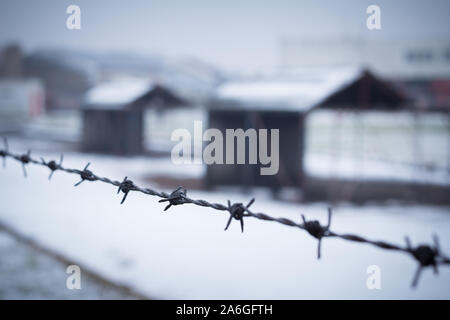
[280,37,450,80]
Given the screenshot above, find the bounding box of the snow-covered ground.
[0,229,137,299]
[0,138,450,299]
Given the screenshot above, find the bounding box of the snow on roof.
[213,67,363,112]
[84,77,154,108]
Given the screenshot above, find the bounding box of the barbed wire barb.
[158,186,187,211]
[405,235,440,288]
[225,198,254,233]
[0,137,8,168]
[301,207,332,259]
[74,162,96,186]
[19,150,31,178]
[41,154,64,180]
[117,176,134,204]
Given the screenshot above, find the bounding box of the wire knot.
[303,220,327,239]
[20,152,30,164]
[0,149,6,168]
[412,245,437,267]
[225,198,254,233]
[405,235,440,288]
[1,137,9,168]
[159,186,187,211]
[117,176,135,204]
[19,150,31,177]
[74,163,96,186]
[41,155,63,180]
[47,160,58,171]
[302,207,332,259]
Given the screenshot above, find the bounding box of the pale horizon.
[1,0,450,73]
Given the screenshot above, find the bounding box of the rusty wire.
[1,137,449,288]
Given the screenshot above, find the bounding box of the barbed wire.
[1,137,449,288]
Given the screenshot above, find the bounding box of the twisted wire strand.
[1,142,449,288]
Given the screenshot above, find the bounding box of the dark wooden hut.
[81,78,186,155]
[205,68,408,191]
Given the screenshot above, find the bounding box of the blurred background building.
[0,0,449,205]
[82,77,188,155]
[0,37,449,204]
[0,44,45,131]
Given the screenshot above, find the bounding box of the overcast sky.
[1,0,449,72]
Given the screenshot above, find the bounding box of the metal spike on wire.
[225,198,254,233]
[301,207,332,259]
[0,137,8,168]
[405,234,440,288]
[158,186,187,211]
[19,150,31,178]
[74,162,96,187]
[117,176,134,204]
[41,154,63,180]
[1,140,450,289]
